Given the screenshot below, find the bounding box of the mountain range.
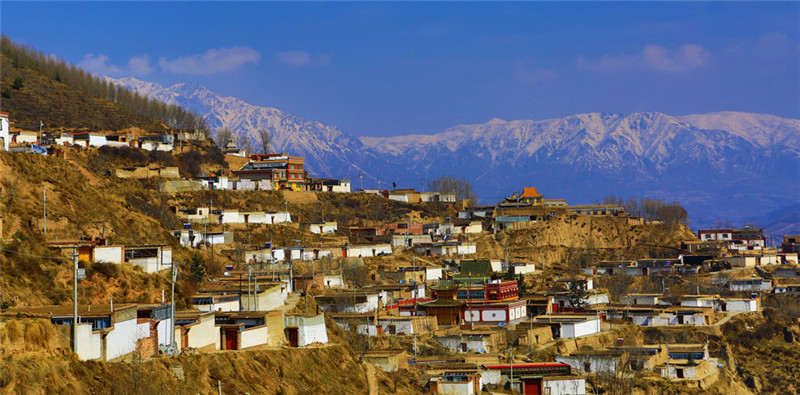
[108,77,800,234]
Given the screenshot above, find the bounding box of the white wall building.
[560,318,602,338]
[309,222,338,234]
[93,245,124,264]
[0,112,9,151]
[556,354,618,374]
[284,314,329,346]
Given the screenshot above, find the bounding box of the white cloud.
[513,61,556,83]
[277,50,311,67]
[643,44,709,72]
[78,53,154,76]
[276,50,331,67]
[78,53,123,75]
[158,47,261,75]
[127,54,154,74]
[578,44,711,73]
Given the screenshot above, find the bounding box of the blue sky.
[2,2,798,137]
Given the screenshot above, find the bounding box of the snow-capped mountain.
[105,77,388,180]
[109,76,799,230]
[363,111,799,229]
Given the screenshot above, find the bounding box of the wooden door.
[225,328,238,350]
[523,378,541,395]
[286,328,299,347]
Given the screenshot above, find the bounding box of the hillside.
[0,148,458,308]
[0,54,166,131]
[1,318,417,394]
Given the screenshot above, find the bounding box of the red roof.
[484,363,569,369]
[520,187,542,198]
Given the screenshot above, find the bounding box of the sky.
[2,2,798,137]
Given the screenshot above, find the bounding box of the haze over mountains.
[108,77,800,233]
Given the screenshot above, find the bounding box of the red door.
[523,378,542,395]
[286,328,299,347]
[225,328,238,350]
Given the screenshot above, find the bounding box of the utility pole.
[247,265,252,310]
[170,261,176,351]
[43,186,47,237]
[509,346,514,391]
[73,248,78,353]
[254,272,259,311]
[210,199,214,272]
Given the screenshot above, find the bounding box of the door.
[286,328,299,347]
[523,378,542,395]
[676,368,684,379]
[225,328,238,350]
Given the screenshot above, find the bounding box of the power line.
[0,248,71,260]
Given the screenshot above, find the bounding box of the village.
[2,108,800,395]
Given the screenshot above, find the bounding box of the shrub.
[93,262,121,279]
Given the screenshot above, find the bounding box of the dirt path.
[64,154,100,186]
[276,292,301,313]
[364,362,378,395]
[712,311,745,327]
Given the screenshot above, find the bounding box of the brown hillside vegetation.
[0,54,166,131]
[0,318,418,394]
[479,214,696,265]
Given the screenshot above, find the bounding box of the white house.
[719,297,759,312]
[309,222,338,234]
[284,314,329,347]
[124,245,172,273]
[453,221,483,235]
[48,304,140,361]
[729,278,771,292]
[534,315,602,339]
[93,245,124,264]
[633,311,707,326]
[11,130,39,145]
[73,132,108,148]
[435,333,497,354]
[240,284,288,311]
[174,312,219,351]
[556,353,619,375]
[621,294,670,306]
[328,179,351,193]
[192,294,240,312]
[0,112,9,151]
[343,244,392,258]
[560,318,602,338]
[725,255,758,268]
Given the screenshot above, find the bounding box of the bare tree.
[606,270,633,303]
[236,134,253,154]
[428,175,478,205]
[258,128,273,154]
[215,127,232,148]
